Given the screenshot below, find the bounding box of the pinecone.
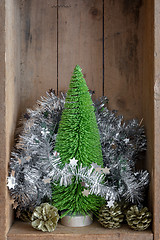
[120,202,133,223]
[98,203,124,229]
[19,210,32,222]
[31,203,59,232]
[126,205,152,231]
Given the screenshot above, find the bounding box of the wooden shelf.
[7,221,153,240]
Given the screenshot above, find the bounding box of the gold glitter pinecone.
[126,205,152,231]
[31,203,59,232]
[98,203,124,229]
[121,202,132,215]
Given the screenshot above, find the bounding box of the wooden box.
[0,0,159,239]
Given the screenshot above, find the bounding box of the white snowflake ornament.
[7,175,16,190]
[124,138,130,144]
[41,129,50,138]
[107,200,115,208]
[82,189,90,197]
[43,177,51,184]
[102,167,110,174]
[69,158,78,167]
[92,163,110,174]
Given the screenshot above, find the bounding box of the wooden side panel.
[154,0,160,239]
[5,0,21,236]
[142,0,154,232]
[58,0,103,98]
[104,0,144,120]
[20,0,57,113]
[0,1,6,240]
[0,1,21,240]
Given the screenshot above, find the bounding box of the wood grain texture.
[104,0,144,120]
[20,0,57,113]
[0,1,21,239]
[0,1,6,240]
[153,0,160,239]
[5,1,21,239]
[141,0,154,229]
[7,221,153,240]
[58,0,103,98]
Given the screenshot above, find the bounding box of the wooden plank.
[104,0,144,120]
[0,1,21,239]
[5,1,21,239]
[7,221,153,240]
[0,1,7,240]
[141,0,154,236]
[153,0,160,239]
[104,2,155,237]
[5,0,19,235]
[58,0,103,99]
[20,0,57,113]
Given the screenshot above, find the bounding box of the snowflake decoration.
[69,158,78,167]
[7,175,16,190]
[102,167,110,174]
[107,199,115,208]
[91,163,110,174]
[124,138,130,144]
[41,129,50,138]
[43,177,51,184]
[82,189,90,197]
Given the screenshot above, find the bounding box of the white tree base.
[61,212,93,227]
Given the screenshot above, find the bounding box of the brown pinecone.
[98,203,124,229]
[126,205,152,231]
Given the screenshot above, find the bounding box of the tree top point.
[74,65,82,72]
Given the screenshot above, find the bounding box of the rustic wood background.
[0,0,159,240]
[20,0,144,120]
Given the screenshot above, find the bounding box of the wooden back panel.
[58,0,103,98]
[104,0,144,120]
[20,0,57,112]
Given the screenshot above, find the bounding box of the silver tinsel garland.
[8,93,65,211]
[7,92,149,213]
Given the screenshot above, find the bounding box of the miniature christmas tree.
[52,65,105,215]
[55,65,103,166]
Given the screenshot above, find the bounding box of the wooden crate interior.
[0,0,157,239]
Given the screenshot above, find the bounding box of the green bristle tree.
[52,65,105,215]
